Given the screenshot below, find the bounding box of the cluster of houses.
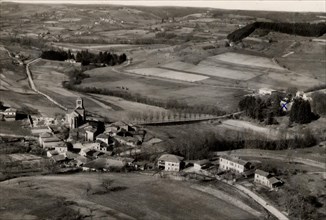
[38,97,147,170]
[157,153,283,190]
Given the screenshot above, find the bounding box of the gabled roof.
[158,154,184,163]
[269,177,282,185]
[255,169,270,177]
[193,159,210,166]
[4,108,17,112]
[39,132,54,138]
[52,154,66,162]
[48,150,59,156]
[43,137,62,143]
[96,133,110,139]
[220,155,250,166]
[68,110,80,117]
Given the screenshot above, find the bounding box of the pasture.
[0,173,261,220]
[211,52,284,70]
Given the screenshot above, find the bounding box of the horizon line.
[1,1,326,13]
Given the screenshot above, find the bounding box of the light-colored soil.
[0,173,260,220]
[211,52,285,70]
[127,67,209,82]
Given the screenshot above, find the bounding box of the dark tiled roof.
[158,154,184,163]
[220,155,250,166]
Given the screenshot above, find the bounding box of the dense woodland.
[238,93,318,124]
[227,22,326,42]
[41,50,127,66]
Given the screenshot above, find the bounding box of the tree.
[290,98,315,124]
[311,92,326,116]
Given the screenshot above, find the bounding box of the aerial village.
[0,95,287,191]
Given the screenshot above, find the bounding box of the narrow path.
[25,59,68,111]
[234,184,289,220]
[1,46,68,111]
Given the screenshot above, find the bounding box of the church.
[66,97,86,129]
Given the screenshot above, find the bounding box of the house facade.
[2,108,17,121]
[254,169,283,189]
[39,132,63,149]
[158,154,184,172]
[219,156,251,174]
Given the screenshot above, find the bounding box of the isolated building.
[157,154,184,172]
[67,97,86,129]
[219,156,251,174]
[254,169,283,189]
[2,108,17,121]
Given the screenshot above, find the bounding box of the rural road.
[1,46,68,111]
[25,58,68,111]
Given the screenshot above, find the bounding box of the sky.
[2,0,326,12]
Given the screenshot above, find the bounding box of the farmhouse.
[258,88,276,95]
[219,156,251,174]
[66,97,86,129]
[254,169,283,189]
[2,108,17,121]
[158,154,184,172]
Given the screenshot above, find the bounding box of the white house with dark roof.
[254,169,283,189]
[158,154,184,172]
[219,155,251,174]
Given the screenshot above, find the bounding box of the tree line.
[41,49,127,66]
[166,128,316,160]
[227,22,326,42]
[62,82,225,116]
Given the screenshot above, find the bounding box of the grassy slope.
[0,173,260,220]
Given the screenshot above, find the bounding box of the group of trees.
[227,22,326,42]
[311,92,326,116]
[127,110,214,123]
[238,94,283,124]
[238,92,319,124]
[41,49,127,66]
[165,127,316,160]
[75,50,127,66]
[41,50,74,61]
[289,98,318,124]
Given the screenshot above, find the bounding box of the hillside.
[227,22,326,42]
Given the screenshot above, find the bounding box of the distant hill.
[227,22,326,42]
